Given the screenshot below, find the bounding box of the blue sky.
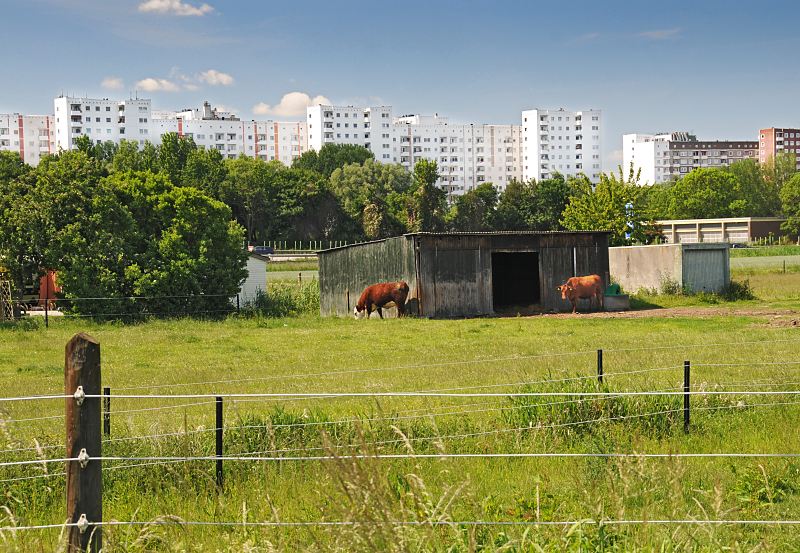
[5,0,800,166]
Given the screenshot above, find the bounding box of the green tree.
[181,147,227,196]
[220,157,279,243]
[642,183,674,221]
[50,168,246,317]
[447,182,498,231]
[111,140,158,173]
[561,166,657,246]
[74,135,118,164]
[292,143,374,177]
[780,173,800,237]
[157,132,197,184]
[668,168,741,218]
[408,159,447,232]
[0,151,29,183]
[329,159,412,239]
[0,153,35,293]
[493,174,580,231]
[726,158,781,216]
[763,152,797,190]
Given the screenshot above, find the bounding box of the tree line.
[1,134,800,310]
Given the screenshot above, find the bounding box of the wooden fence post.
[683,360,690,434]
[596,349,603,385]
[65,333,102,553]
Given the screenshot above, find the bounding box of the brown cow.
[558,275,604,314]
[354,281,410,319]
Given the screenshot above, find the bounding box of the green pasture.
[2,297,800,550]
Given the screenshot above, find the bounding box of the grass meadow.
[1,258,800,551]
[2,316,800,550]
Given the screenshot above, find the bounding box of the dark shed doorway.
[491,252,540,311]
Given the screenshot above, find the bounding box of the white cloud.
[138,0,214,16]
[637,28,681,40]
[253,92,331,117]
[135,77,181,92]
[198,69,234,86]
[101,76,124,90]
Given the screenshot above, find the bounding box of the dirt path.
[540,306,800,323]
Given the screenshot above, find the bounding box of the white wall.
[239,255,268,304]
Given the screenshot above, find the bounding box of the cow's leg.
[598,291,604,311]
[377,305,383,319]
[572,299,577,314]
[397,303,405,318]
[365,300,372,319]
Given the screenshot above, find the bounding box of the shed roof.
[317,230,610,253]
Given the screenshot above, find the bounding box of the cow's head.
[558,284,573,300]
[353,305,365,319]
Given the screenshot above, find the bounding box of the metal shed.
[318,231,610,318]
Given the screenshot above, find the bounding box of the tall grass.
[245,281,320,317]
[730,245,800,258]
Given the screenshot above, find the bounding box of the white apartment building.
[307,104,393,162]
[521,108,602,182]
[0,114,56,166]
[624,132,758,184]
[392,114,522,194]
[308,105,524,194]
[9,96,602,196]
[152,102,307,165]
[53,95,152,151]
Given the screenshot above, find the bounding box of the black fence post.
[597,349,603,385]
[103,387,110,437]
[236,294,240,314]
[216,396,223,491]
[683,360,690,434]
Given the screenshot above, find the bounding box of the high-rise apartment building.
[624,132,758,184]
[152,101,307,165]
[53,95,152,151]
[0,114,56,166]
[8,95,602,196]
[758,127,800,170]
[392,114,522,194]
[521,108,602,182]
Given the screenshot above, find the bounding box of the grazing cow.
[354,281,410,319]
[558,275,604,314]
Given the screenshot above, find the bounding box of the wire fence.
[11,293,239,324]
[5,340,800,543]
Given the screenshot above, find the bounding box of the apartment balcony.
[71,127,82,134]
[70,116,82,123]
[69,105,82,113]
[118,117,126,124]
[540,135,549,141]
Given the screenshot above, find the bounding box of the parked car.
[252,246,274,255]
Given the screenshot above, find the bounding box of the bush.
[720,279,755,301]
[246,281,320,317]
[659,276,685,296]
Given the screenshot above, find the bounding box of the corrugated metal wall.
[318,236,417,317]
[319,232,610,318]
[682,247,730,293]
